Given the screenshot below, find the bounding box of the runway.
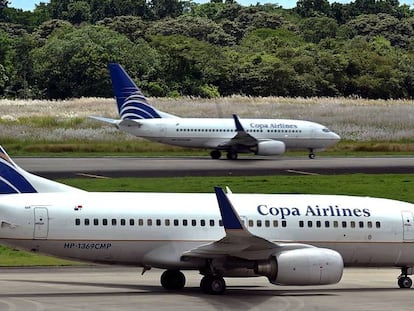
[0,267,411,311]
[14,156,414,178]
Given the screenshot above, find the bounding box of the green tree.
[300,17,338,43]
[0,29,13,96]
[32,25,160,98]
[339,13,414,49]
[0,0,9,20]
[97,15,147,42]
[296,0,331,18]
[148,15,235,45]
[10,34,37,98]
[150,35,228,97]
[67,1,91,24]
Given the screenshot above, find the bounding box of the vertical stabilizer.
[0,146,84,194]
[109,63,177,120]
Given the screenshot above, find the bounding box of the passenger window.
[209,219,215,226]
[350,221,355,228]
[75,218,80,226]
[156,219,161,226]
[359,221,364,228]
[121,219,126,226]
[307,221,313,228]
[183,219,188,226]
[219,220,223,227]
[316,221,321,228]
[174,219,179,226]
[257,220,262,227]
[138,219,143,226]
[147,219,152,226]
[325,221,330,228]
[342,221,347,228]
[282,220,287,227]
[367,221,372,228]
[299,220,304,228]
[93,218,99,226]
[200,219,205,227]
[103,219,108,226]
[165,219,170,226]
[84,219,90,226]
[265,220,270,227]
[333,221,339,228]
[273,220,278,227]
[191,219,196,226]
[112,219,117,226]
[129,219,134,226]
[376,221,381,228]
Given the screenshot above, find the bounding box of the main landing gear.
[200,275,226,295]
[210,150,238,160]
[398,267,413,289]
[160,269,227,294]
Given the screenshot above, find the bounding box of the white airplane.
[90,64,340,160]
[1,146,414,294]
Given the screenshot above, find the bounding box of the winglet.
[232,114,245,132]
[214,186,249,233]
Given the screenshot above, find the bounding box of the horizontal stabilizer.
[89,115,119,125]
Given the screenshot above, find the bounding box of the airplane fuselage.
[118,118,340,152]
[1,192,414,270]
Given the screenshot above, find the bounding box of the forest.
[0,0,414,100]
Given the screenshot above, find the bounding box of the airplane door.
[34,207,49,239]
[402,211,414,241]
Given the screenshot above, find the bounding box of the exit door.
[402,211,414,241]
[34,207,49,239]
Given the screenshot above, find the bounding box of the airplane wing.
[217,115,258,149]
[181,187,313,262]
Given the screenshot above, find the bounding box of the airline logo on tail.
[0,147,37,194]
[109,63,161,120]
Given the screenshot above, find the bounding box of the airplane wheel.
[161,270,186,290]
[200,275,226,295]
[210,150,221,159]
[226,151,238,160]
[398,276,412,289]
[308,153,316,159]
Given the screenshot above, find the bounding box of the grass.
[3,173,414,266]
[59,174,414,203]
[0,245,82,267]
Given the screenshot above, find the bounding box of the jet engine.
[255,140,286,156]
[255,248,343,285]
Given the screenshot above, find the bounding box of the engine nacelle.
[255,248,343,285]
[255,140,286,156]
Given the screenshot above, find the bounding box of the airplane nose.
[331,132,341,142]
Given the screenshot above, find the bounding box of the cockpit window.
[322,128,331,133]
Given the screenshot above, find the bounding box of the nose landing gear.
[308,149,316,159]
[398,267,413,289]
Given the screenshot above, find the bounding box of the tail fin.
[0,146,84,194]
[109,63,177,120]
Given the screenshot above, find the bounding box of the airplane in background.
[1,146,414,294]
[90,63,340,160]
